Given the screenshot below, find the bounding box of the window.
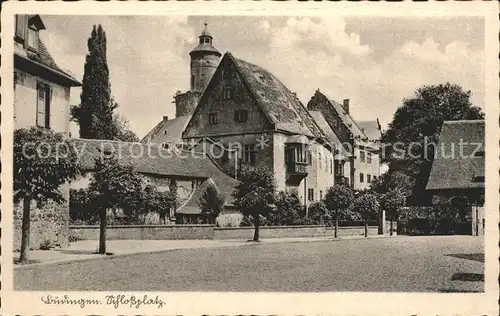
[190,75,194,88]
[307,151,312,166]
[319,190,323,200]
[334,160,343,176]
[330,159,333,174]
[36,83,50,128]
[234,109,248,123]
[308,188,314,201]
[373,175,377,182]
[223,86,232,100]
[204,38,210,44]
[208,112,219,125]
[162,142,171,150]
[360,150,365,162]
[242,144,257,165]
[28,26,38,50]
[367,174,371,183]
[295,146,307,163]
[367,152,372,164]
[359,173,364,183]
[318,152,322,169]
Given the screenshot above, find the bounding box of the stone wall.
[13,185,70,250]
[68,224,381,241]
[214,225,327,240]
[69,225,214,240]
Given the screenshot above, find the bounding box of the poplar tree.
[71,25,116,140]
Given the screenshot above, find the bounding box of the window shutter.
[36,84,46,127]
[15,15,27,39]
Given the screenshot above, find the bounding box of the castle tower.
[189,23,221,92]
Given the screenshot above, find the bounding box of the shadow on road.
[451,272,484,282]
[445,253,484,263]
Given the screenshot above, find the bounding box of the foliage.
[380,189,406,222]
[307,201,329,225]
[39,239,54,251]
[112,112,139,142]
[69,188,99,224]
[370,171,412,196]
[352,192,379,221]
[199,185,225,224]
[138,185,178,224]
[14,127,80,262]
[14,127,80,204]
[232,165,276,240]
[381,83,484,204]
[216,213,244,227]
[267,191,305,226]
[240,214,268,227]
[323,185,354,221]
[71,25,116,140]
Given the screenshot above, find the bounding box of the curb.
[14,235,403,270]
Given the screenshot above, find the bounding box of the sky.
[39,15,485,139]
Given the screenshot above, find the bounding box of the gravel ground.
[14,235,484,292]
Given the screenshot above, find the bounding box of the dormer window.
[15,15,45,51]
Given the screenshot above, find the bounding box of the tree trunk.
[253,213,260,241]
[390,219,394,236]
[99,207,107,254]
[334,217,339,238]
[19,197,32,263]
[364,221,368,237]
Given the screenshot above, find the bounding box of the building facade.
[181,52,336,207]
[13,14,81,250]
[307,90,381,190]
[426,120,485,236]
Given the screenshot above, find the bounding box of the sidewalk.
[14,234,396,269]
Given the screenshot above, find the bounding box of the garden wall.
[69,225,214,240]
[213,225,327,240]
[69,225,381,241]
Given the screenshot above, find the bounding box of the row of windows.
[209,109,248,125]
[359,173,377,183]
[307,189,324,202]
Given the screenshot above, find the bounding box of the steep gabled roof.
[140,116,191,145]
[426,120,485,191]
[177,178,228,214]
[230,53,325,138]
[308,110,350,157]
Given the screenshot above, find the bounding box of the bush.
[39,239,54,250]
[216,213,243,227]
[240,214,267,227]
[267,191,305,226]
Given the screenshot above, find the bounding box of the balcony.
[335,175,350,186]
[287,161,308,175]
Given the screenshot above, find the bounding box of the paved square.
[15,236,483,292]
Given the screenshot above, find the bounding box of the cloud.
[241,17,484,129]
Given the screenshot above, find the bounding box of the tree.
[167,180,180,223]
[267,191,304,226]
[71,25,116,140]
[199,186,225,224]
[136,185,177,224]
[14,127,80,263]
[307,201,329,225]
[353,192,379,237]
[380,189,406,235]
[381,83,484,204]
[232,165,276,241]
[113,113,139,142]
[323,185,354,238]
[87,155,144,254]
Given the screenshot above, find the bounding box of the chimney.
[342,99,350,114]
[163,116,169,122]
